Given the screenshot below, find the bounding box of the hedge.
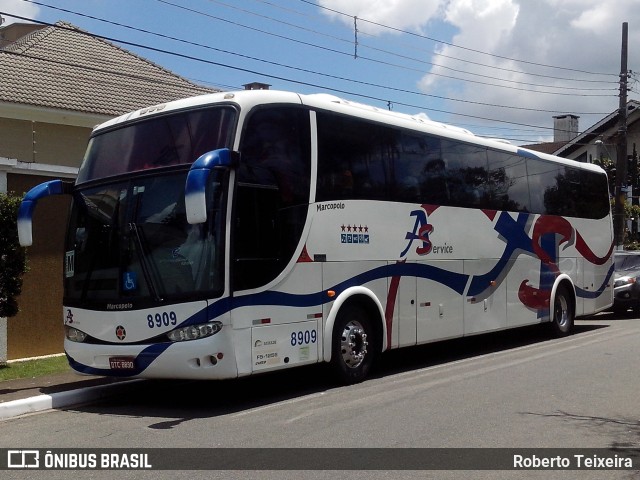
[0,193,28,318]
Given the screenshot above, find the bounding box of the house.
[525,102,640,164]
[522,114,581,155]
[552,101,640,165]
[0,20,217,360]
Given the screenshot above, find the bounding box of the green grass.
[0,355,70,381]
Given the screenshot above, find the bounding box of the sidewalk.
[0,371,135,420]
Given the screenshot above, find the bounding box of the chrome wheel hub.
[340,320,368,369]
[555,295,568,327]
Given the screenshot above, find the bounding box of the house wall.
[629,128,640,157]
[6,173,71,358]
[562,116,640,165]
[0,117,90,359]
[0,118,90,166]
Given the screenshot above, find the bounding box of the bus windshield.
[63,106,235,308]
[64,167,226,308]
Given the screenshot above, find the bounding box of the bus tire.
[549,284,574,337]
[330,304,375,384]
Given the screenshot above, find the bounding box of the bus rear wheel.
[549,284,574,337]
[331,305,375,384]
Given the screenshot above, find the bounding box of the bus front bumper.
[64,329,238,380]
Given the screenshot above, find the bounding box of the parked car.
[613,251,640,313]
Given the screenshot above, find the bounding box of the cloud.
[318,0,443,35]
[319,0,640,142]
[0,0,41,25]
[423,0,640,140]
[419,0,519,91]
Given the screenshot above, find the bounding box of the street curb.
[0,379,142,420]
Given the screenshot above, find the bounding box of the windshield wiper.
[78,191,120,303]
[128,222,163,303]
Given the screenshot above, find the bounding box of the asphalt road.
[1,314,639,480]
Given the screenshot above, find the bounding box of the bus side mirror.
[185,148,236,224]
[18,180,72,246]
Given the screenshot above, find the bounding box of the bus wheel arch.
[549,276,575,337]
[324,289,385,384]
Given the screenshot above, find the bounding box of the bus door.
[397,275,416,347]
[416,260,464,343]
[463,259,507,334]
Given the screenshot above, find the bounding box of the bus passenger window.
[422,159,449,204]
[239,109,309,206]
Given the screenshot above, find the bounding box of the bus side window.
[316,112,390,201]
[239,109,309,206]
[234,107,311,291]
[442,140,488,208]
[421,159,449,204]
[233,184,281,291]
[486,151,529,213]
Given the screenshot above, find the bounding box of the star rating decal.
[340,224,370,244]
[341,224,369,233]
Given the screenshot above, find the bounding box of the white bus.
[18,90,614,384]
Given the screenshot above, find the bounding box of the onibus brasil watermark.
[2,448,637,470]
[6,450,151,470]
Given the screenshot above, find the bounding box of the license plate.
[109,356,136,370]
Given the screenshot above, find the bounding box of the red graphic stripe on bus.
[576,232,615,266]
[385,261,405,347]
[531,215,614,269]
[518,280,551,310]
[297,245,313,263]
[422,204,440,216]
[482,209,498,221]
[531,216,573,268]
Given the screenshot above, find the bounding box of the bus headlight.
[167,321,222,342]
[65,326,88,343]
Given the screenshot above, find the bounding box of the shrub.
[0,193,28,318]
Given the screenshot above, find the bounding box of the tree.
[594,155,640,248]
[0,193,28,318]
[593,156,616,196]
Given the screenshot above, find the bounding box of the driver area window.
[233,107,311,291]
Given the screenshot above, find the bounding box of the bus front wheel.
[550,284,574,337]
[330,305,375,384]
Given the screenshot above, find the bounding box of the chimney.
[243,82,271,90]
[0,22,46,49]
[553,114,579,142]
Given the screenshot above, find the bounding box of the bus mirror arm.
[185,148,237,224]
[18,179,73,247]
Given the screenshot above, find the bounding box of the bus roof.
[93,89,604,175]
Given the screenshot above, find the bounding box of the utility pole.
[632,143,638,238]
[614,22,628,249]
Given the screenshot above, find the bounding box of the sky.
[1,0,639,145]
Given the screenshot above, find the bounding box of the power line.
[2,12,584,134]
[194,0,616,92]
[13,3,616,112]
[298,0,618,78]
[358,42,616,91]
[247,0,618,87]
[18,1,618,100]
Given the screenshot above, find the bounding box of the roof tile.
[0,21,217,116]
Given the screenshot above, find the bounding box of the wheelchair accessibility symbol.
[123,271,137,291]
